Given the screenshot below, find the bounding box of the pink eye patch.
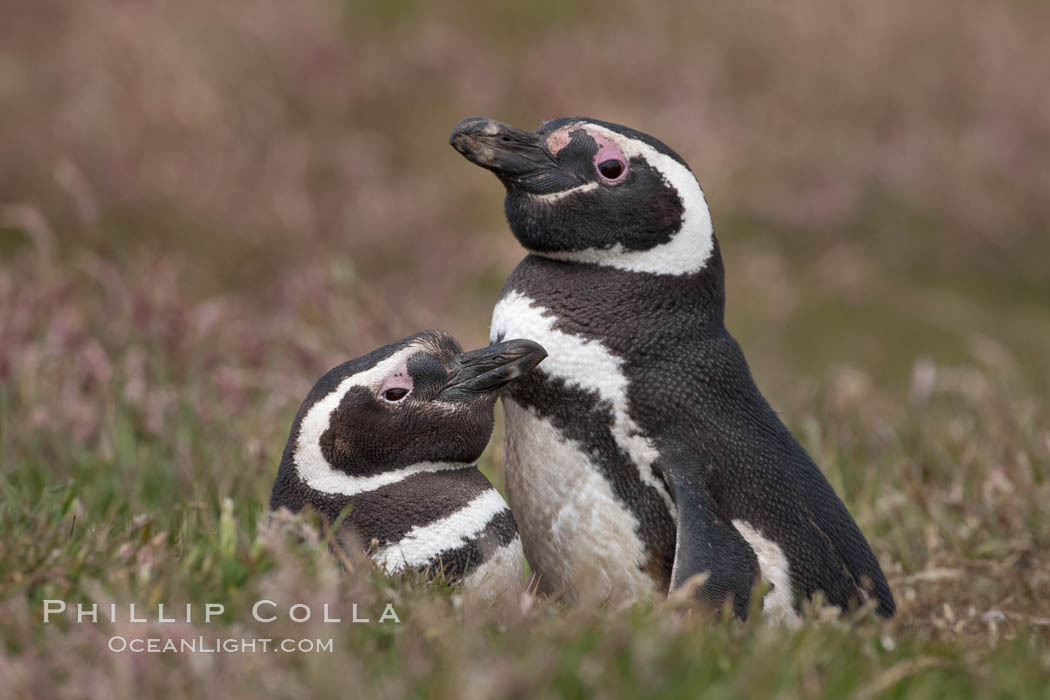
[546,127,573,155]
[588,130,628,182]
[546,125,628,182]
[377,364,413,402]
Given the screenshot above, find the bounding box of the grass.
[2,0,1050,697]
[2,225,1048,700]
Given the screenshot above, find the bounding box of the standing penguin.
[270,330,546,592]
[450,117,895,620]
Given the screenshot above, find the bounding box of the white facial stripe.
[371,489,510,572]
[299,460,475,497]
[503,399,657,600]
[530,181,599,203]
[491,291,673,510]
[534,123,714,276]
[731,520,801,626]
[293,343,473,496]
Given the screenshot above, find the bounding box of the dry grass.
[1,0,1049,697]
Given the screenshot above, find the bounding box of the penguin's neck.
[505,240,727,340]
[521,212,716,277]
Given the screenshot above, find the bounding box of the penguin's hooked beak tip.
[448,117,494,154]
[450,117,552,178]
[439,338,547,400]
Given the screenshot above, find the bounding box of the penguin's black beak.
[450,117,567,192]
[438,338,547,401]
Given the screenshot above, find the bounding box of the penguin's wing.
[656,443,759,619]
[748,451,897,617]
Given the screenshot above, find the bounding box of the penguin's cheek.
[319,410,383,468]
[503,159,684,256]
[427,407,496,462]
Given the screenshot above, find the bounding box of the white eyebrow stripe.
[372,489,511,571]
[299,459,477,497]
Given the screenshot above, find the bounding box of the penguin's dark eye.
[597,159,626,181]
[382,387,409,402]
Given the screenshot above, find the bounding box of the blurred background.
[2,5,1050,689]
[2,0,1048,494]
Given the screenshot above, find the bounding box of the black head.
[285,330,547,482]
[450,117,716,276]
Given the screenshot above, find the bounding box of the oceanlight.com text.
[107,636,335,654]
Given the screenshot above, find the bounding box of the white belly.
[462,535,526,598]
[503,398,658,602]
[491,290,673,505]
[731,520,801,625]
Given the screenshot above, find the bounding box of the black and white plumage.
[450,116,895,620]
[270,330,546,592]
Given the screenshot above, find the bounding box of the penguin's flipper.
[657,447,759,619]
